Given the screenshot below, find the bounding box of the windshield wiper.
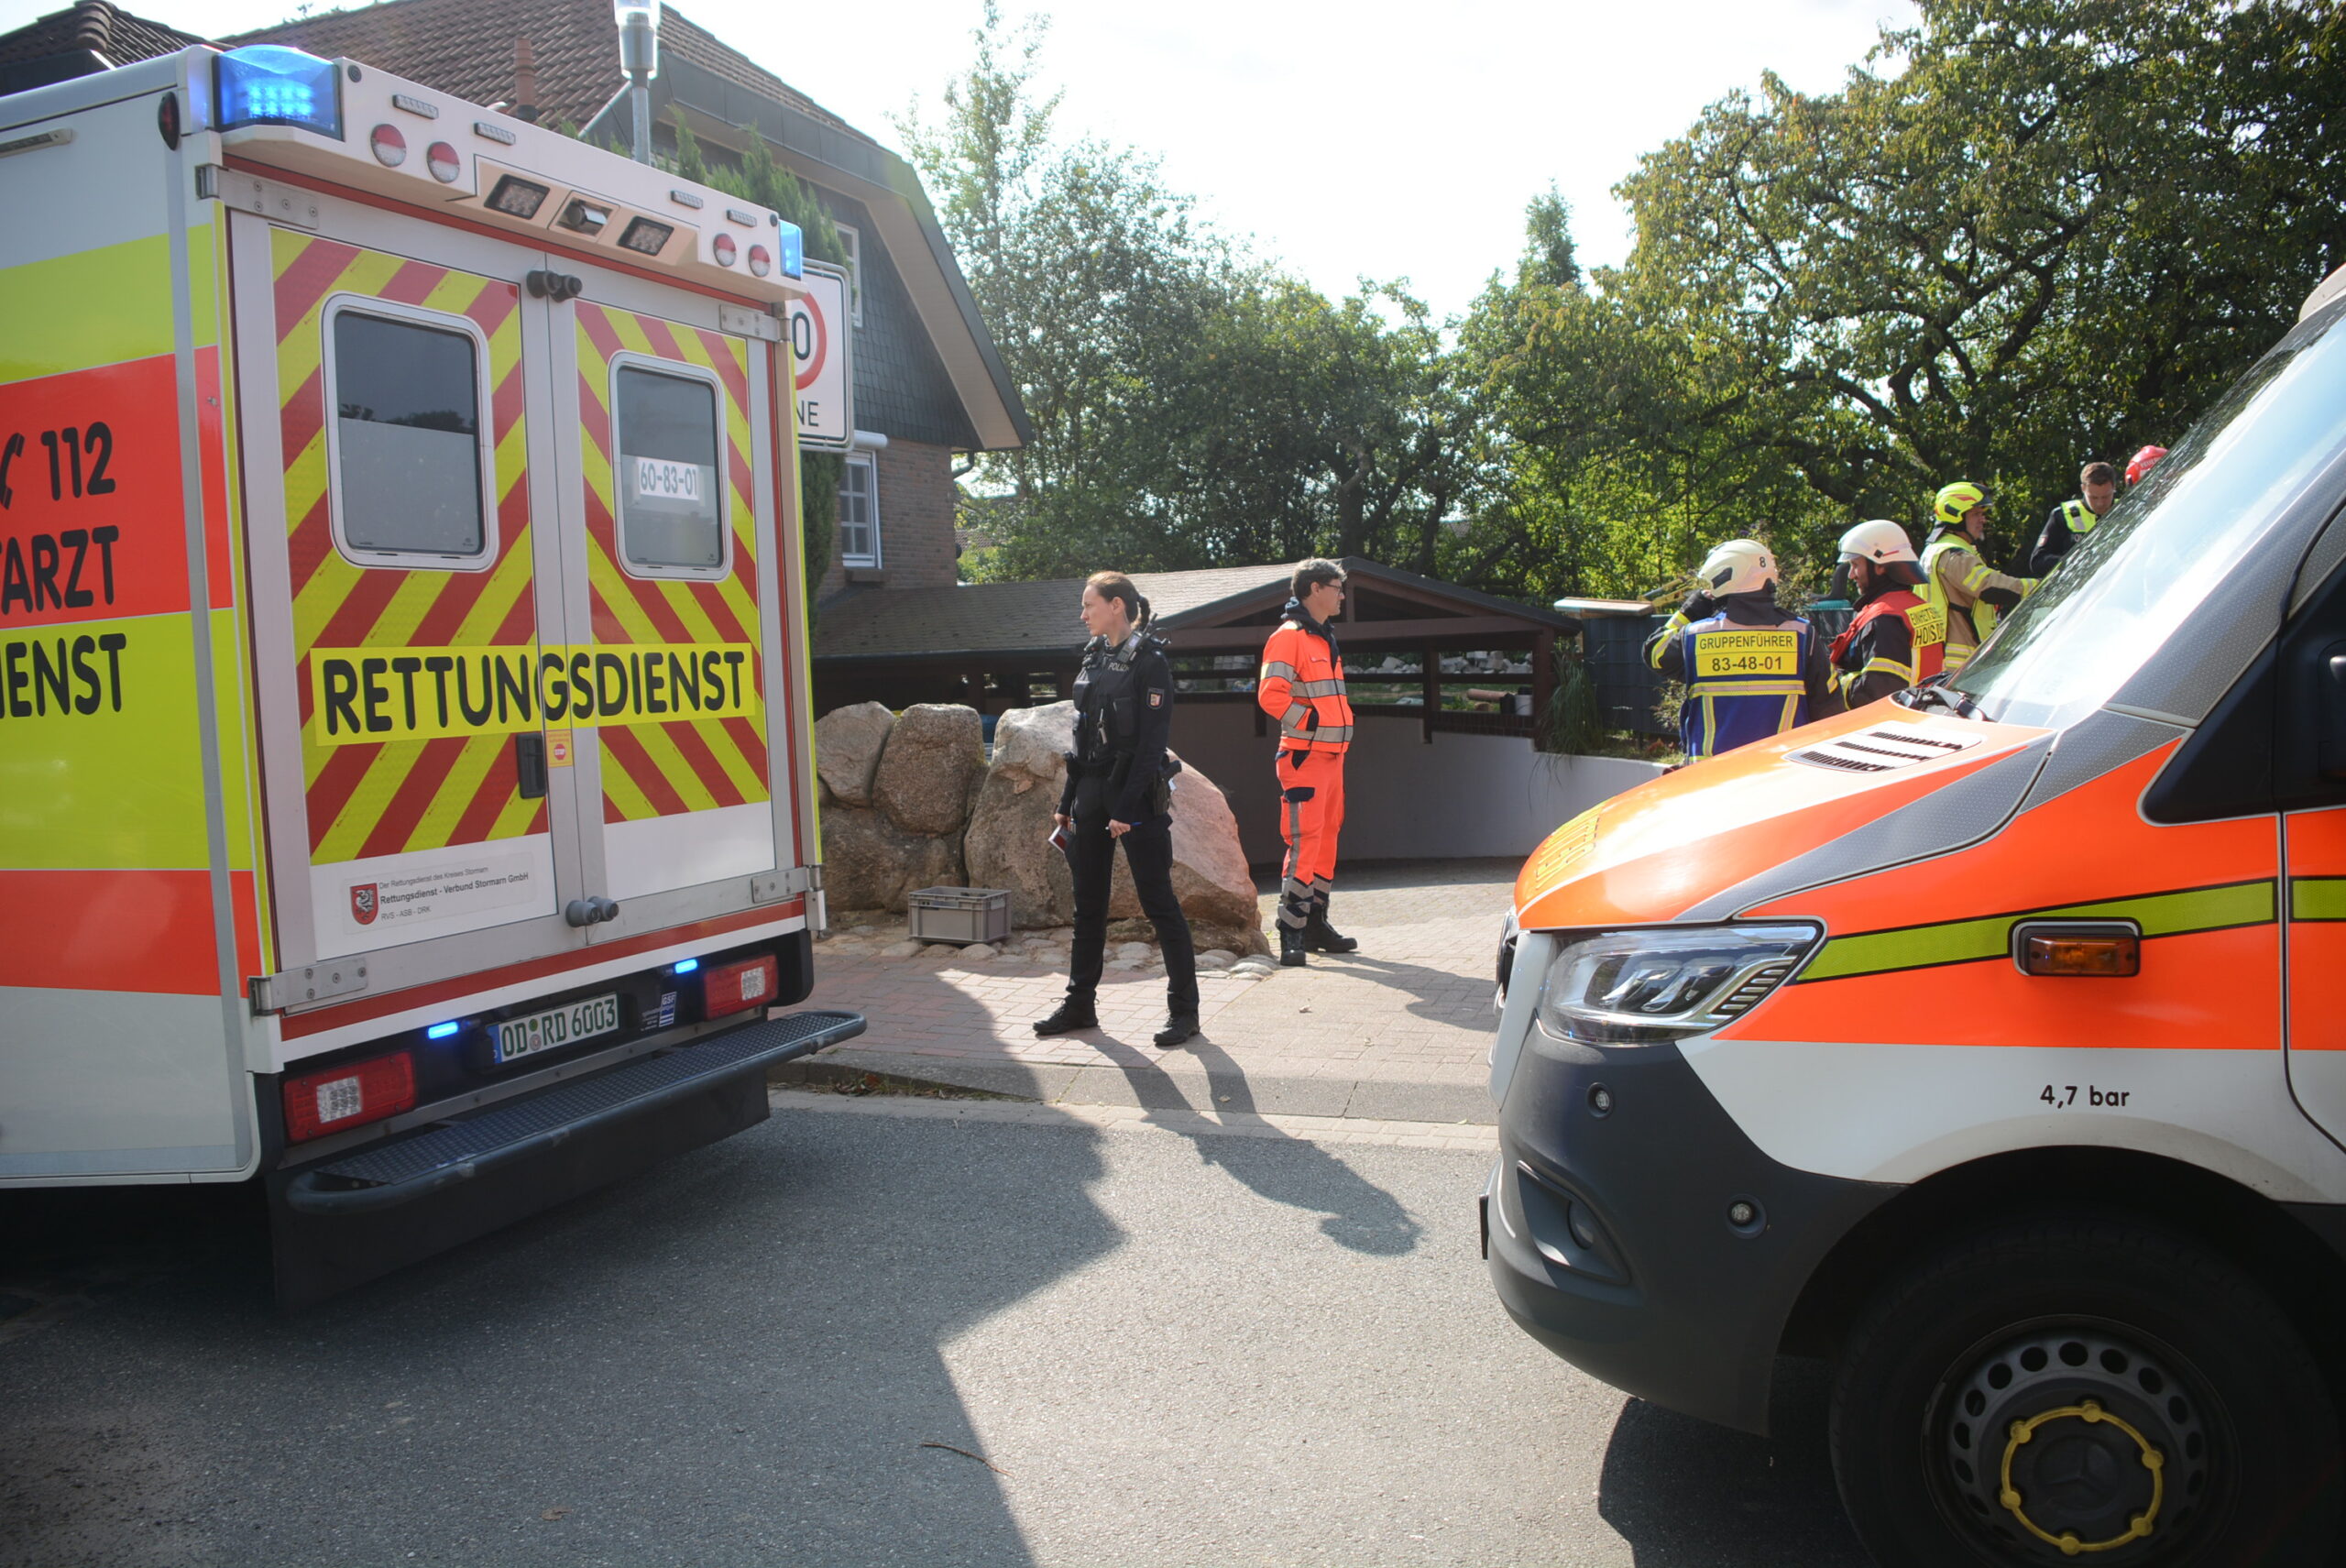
[1897,678,1982,719]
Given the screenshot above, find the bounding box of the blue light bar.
[426,1020,461,1039]
[775,221,804,280]
[673,958,700,974]
[216,46,344,139]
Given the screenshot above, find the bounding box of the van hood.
[1514,703,2050,931]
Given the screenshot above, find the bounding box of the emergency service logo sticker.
[350,883,379,927]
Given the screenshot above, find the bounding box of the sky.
[8,0,1920,320]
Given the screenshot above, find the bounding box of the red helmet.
[2126,444,2169,486]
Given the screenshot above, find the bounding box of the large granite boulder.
[814,702,894,807]
[1111,761,1261,943]
[873,703,985,836]
[963,701,1266,952]
[821,805,964,913]
[963,703,1077,928]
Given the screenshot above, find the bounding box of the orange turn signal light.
[2015,923,2140,978]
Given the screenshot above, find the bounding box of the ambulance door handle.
[2321,650,2346,780]
[515,732,548,799]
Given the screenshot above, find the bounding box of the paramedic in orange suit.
[1258,558,1356,968]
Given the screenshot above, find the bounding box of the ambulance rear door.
[229,192,589,1003]
[549,261,791,945]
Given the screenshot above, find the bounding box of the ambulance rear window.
[328,307,489,562]
[613,363,725,576]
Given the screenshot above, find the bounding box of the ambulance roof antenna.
[614,0,659,166]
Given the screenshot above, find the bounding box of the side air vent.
[1790,726,1984,773]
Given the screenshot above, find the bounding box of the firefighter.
[2026,460,2118,576]
[1920,481,2036,675]
[1258,558,1356,968]
[1642,538,1839,760]
[2127,444,2170,486]
[1035,571,1200,1049]
[1829,521,1947,704]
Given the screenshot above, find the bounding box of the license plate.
[494,992,621,1063]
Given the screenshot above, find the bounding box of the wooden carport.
[811,558,1580,740]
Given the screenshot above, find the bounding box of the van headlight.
[1536,924,1819,1046]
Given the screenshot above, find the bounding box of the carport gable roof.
[813,559,1576,665]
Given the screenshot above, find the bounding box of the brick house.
[0,0,1028,606]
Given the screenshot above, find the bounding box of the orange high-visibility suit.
[1258,613,1354,938]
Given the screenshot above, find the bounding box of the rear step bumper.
[283,1009,865,1213]
[267,1008,863,1308]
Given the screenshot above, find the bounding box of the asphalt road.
[0,1098,1869,1568]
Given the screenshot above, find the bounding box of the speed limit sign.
[785,259,853,450]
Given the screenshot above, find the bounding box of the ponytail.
[1085,570,1151,634]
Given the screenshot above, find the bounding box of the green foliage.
[1537,639,1606,756]
[1458,0,2346,601]
[902,4,1464,581]
[669,115,847,269]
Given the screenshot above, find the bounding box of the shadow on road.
[1117,1034,1425,1257]
[0,986,1108,1568]
[1595,1358,1869,1566]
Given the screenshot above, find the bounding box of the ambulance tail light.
[701,953,779,1018]
[282,1050,417,1143]
[215,46,345,138]
[1534,925,1819,1046]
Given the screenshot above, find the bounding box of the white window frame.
[321,293,499,573]
[833,220,862,327]
[605,349,734,583]
[839,451,880,568]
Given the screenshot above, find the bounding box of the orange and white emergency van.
[0,43,860,1302]
[1487,265,2346,1565]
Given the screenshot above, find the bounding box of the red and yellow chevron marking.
[272,229,545,863]
[575,301,769,824]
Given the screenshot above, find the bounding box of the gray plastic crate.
[907,887,1012,946]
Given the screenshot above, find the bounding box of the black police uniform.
[1058,630,1198,1017]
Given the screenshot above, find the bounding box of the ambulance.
[0,43,861,1302]
[1486,264,2346,1565]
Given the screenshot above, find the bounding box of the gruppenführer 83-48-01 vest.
[1673,612,1816,759]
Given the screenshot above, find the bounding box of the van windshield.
[1952,306,2346,730]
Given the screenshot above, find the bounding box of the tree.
[900,5,1461,580]
[1464,0,2346,598]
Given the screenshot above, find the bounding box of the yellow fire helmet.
[1698,538,1780,596]
[1934,481,1991,525]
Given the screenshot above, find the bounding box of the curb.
[769,1043,1496,1126]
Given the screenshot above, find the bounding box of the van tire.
[1828,1211,2339,1567]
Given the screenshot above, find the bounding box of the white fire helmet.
[1837,519,1918,565]
[1698,538,1779,596]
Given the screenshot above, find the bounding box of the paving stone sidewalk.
[776,859,1517,1124]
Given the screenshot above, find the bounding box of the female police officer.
[1033,571,1200,1049]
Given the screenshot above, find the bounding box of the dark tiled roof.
[0,1,205,67]
[225,0,867,143]
[813,559,1573,662]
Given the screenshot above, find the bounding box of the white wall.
[1169,706,1663,867]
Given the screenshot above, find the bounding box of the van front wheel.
[1829,1212,2340,1566]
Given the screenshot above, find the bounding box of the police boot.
[1305,898,1358,954]
[1278,922,1309,968]
[1153,1012,1200,1049]
[1032,997,1099,1036]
